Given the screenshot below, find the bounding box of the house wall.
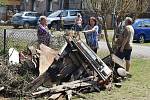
[0,6,7,21]
[19,0,81,15]
[0,0,21,21]
[33,0,60,15]
[50,0,60,11]
[0,0,20,5]
[68,0,81,9]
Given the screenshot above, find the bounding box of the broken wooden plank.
[102,54,125,68]
[57,94,65,100]
[24,72,51,91]
[33,81,92,96]
[32,76,94,96]
[25,59,63,92]
[66,90,72,100]
[111,54,125,68]
[28,46,37,55]
[72,91,87,99]
[39,44,58,75]
[48,93,62,100]
[0,87,4,91]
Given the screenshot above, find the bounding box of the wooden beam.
[0,87,4,91]
[66,90,73,100]
[72,91,87,99]
[32,76,94,96]
[24,72,51,92]
[48,93,62,100]
[111,54,125,68]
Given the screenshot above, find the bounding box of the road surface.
[98,41,150,58]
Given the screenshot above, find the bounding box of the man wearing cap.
[116,17,134,77]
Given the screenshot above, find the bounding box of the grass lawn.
[141,42,150,46]
[73,58,150,100]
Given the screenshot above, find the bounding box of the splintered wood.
[111,54,125,68]
[25,37,127,100]
[38,44,58,75]
[32,76,94,96]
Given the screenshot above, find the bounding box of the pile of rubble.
[0,56,37,97]
[0,35,127,99]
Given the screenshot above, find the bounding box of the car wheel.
[139,35,145,44]
[13,25,19,29]
[23,22,30,29]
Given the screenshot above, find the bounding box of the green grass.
[73,58,150,100]
[141,42,150,46]
[0,37,29,56]
[132,42,150,47]
[6,38,28,51]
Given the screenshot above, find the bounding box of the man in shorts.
[116,17,134,76]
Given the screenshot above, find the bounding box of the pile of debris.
[0,35,127,99]
[0,56,37,97]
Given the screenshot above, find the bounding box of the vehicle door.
[11,13,23,24]
[143,20,150,40]
[23,13,37,25]
[60,11,68,26]
[133,21,144,39]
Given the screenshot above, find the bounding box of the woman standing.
[37,16,51,47]
[83,17,99,53]
[74,13,82,40]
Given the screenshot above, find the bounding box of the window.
[137,22,143,27]
[25,13,33,16]
[61,11,68,17]
[49,10,62,17]
[33,13,40,17]
[143,20,150,27]
[70,11,77,16]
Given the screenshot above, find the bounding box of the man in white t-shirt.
[116,17,134,76]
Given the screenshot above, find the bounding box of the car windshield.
[48,10,62,17]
